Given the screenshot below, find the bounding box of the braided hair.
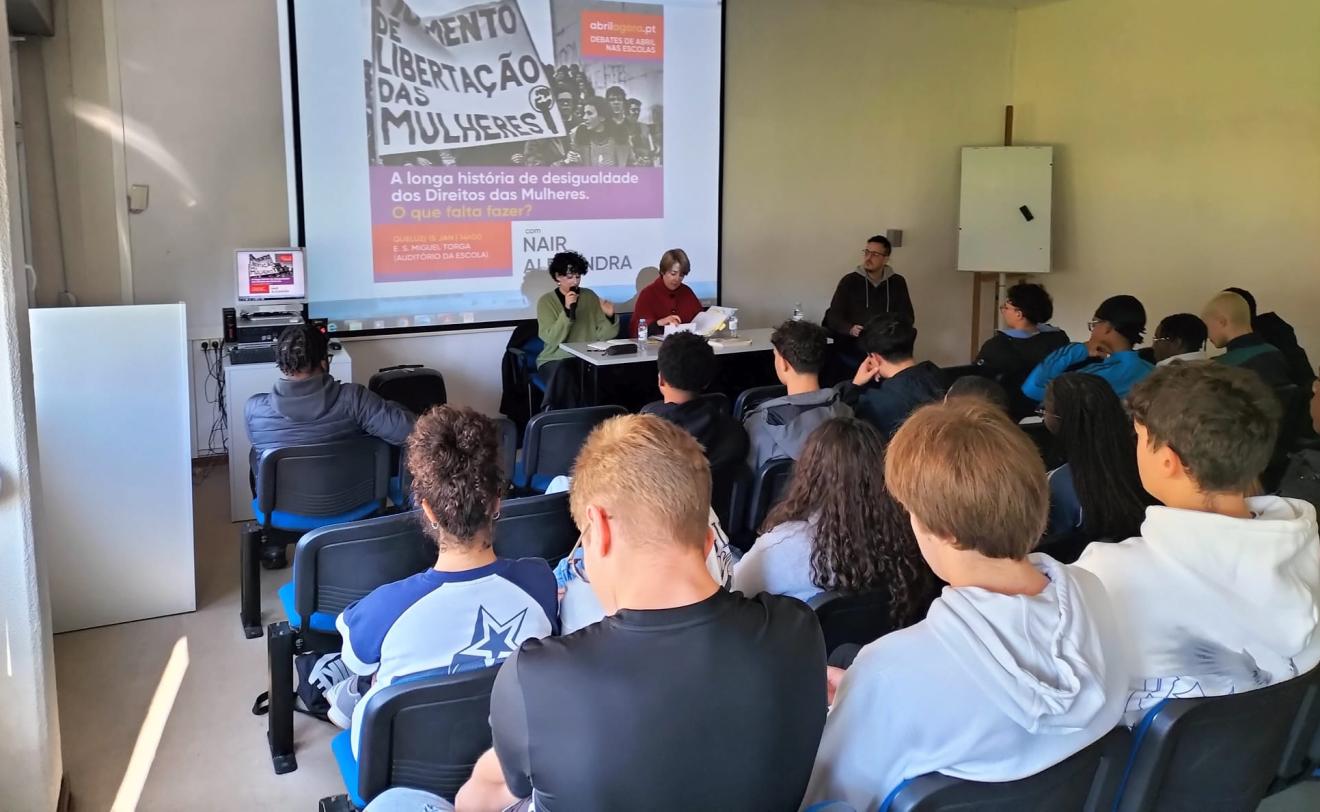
[1045,373,1153,541]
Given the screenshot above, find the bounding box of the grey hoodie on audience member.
[742,388,853,471]
[244,373,415,455]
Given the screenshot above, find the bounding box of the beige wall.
[722,0,1016,364]
[1012,0,1320,356]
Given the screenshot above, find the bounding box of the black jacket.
[642,398,750,470]
[839,361,946,437]
[824,268,915,337]
[1254,312,1316,387]
[1218,333,1294,390]
[976,328,1071,419]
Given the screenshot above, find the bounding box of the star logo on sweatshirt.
[449,607,527,672]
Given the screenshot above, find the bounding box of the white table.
[561,327,778,403]
[561,327,778,366]
[224,348,353,522]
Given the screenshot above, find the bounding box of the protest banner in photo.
[369,0,566,156]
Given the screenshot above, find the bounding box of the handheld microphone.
[568,284,580,319]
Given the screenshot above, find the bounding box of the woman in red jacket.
[633,248,704,335]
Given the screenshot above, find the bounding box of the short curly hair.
[657,332,715,393]
[770,320,828,375]
[405,406,503,548]
[547,250,589,282]
[1005,283,1054,326]
[274,324,328,376]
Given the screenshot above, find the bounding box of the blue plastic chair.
[881,726,1130,811]
[240,438,392,639]
[324,666,500,809]
[263,511,435,775]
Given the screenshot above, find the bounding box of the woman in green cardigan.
[536,250,619,408]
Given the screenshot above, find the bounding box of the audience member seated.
[245,324,414,567]
[245,324,413,455]
[1202,291,1293,388]
[1074,363,1320,726]
[824,234,914,350]
[641,332,748,468]
[1225,286,1316,386]
[743,320,852,469]
[632,248,703,334]
[733,418,937,617]
[455,415,827,811]
[1022,294,1153,402]
[544,474,737,635]
[1151,312,1208,366]
[974,282,1069,412]
[840,314,945,437]
[535,250,619,409]
[1039,374,1153,562]
[944,374,1010,415]
[325,407,558,757]
[803,400,1127,810]
[1278,368,1320,511]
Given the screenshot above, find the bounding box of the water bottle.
[791,302,804,322]
[727,314,739,336]
[637,317,648,341]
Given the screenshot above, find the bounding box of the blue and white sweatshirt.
[336,558,558,755]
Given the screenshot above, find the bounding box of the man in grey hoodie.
[803,400,1127,811]
[245,324,415,471]
[742,320,852,471]
[823,235,915,353]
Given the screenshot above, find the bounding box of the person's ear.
[702,526,716,559]
[420,499,438,527]
[587,504,613,558]
[657,371,667,389]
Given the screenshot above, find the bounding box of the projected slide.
[288,0,722,333]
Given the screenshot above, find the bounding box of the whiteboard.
[958,146,1053,274]
[31,304,196,632]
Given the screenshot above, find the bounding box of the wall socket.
[196,338,221,351]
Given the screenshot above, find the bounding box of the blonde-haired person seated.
[803,400,1126,811]
[456,415,826,812]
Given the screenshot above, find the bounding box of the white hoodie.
[1074,495,1320,725]
[802,554,1127,812]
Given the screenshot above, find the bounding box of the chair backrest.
[1271,665,1320,793]
[711,460,751,531]
[733,384,788,422]
[355,666,500,805]
[293,510,435,625]
[492,492,578,566]
[255,438,391,524]
[745,456,796,539]
[884,727,1131,812]
[697,390,732,415]
[494,415,517,486]
[1116,673,1314,812]
[616,311,633,339]
[521,405,627,488]
[941,363,983,383]
[368,365,448,415]
[808,590,899,659]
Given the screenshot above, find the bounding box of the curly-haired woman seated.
[324,406,559,757]
[733,417,938,631]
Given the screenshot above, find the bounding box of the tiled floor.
[54,468,342,811]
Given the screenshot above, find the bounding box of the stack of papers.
[663,306,739,337]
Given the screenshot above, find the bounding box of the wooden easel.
[967,105,1031,359]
